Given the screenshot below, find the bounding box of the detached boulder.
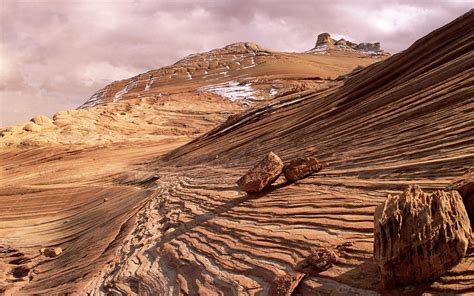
[307,247,338,272]
[374,185,471,289]
[283,156,322,182]
[237,152,283,193]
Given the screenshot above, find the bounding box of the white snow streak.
[199,80,255,102]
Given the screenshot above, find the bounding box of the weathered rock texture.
[449,168,474,226]
[237,152,284,193]
[374,185,472,288]
[307,247,338,272]
[269,273,305,296]
[283,156,323,182]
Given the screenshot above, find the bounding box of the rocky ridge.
[308,32,388,56]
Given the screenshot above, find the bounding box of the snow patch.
[199,80,256,102]
[187,71,192,80]
[307,44,329,54]
[79,87,107,109]
[114,78,138,102]
[145,76,155,91]
[269,87,278,96]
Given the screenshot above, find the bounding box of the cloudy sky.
[0,0,471,126]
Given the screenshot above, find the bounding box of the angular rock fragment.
[283,156,323,182]
[269,272,305,296]
[40,247,62,258]
[448,168,473,226]
[307,247,338,272]
[374,185,472,289]
[237,152,283,193]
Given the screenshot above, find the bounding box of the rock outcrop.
[283,156,323,182]
[374,185,472,289]
[236,152,283,193]
[448,168,474,226]
[315,33,335,49]
[31,115,54,126]
[309,32,387,55]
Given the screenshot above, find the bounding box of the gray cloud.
[0,0,471,126]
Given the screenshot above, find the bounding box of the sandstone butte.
[0,9,473,295]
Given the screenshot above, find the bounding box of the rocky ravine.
[1,10,473,295]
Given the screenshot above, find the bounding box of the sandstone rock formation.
[449,169,474,226]
[0,9,472,296]
[309,32,387,55]
[374,185,472,289]
[236,152,283,193]
[283,156,323,182]
[315,32,335,49]
[31,115,54,126]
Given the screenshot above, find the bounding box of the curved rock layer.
[148,9,472,294]
[0,9,473,296]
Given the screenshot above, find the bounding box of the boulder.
[307,247,338,272]
[283,156,322,182]
[374,185,471,289]
[270,272,305,296]
[40,247,62,258]
[237,152,283,193]
[448,168,473,226]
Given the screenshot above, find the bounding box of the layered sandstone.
[0,8,472,296]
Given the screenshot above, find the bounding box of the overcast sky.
[0,0,471,126]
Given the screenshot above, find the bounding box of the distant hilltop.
[308,32,389,56]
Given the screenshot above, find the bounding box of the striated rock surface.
[283,156,323,182]
[0,9,473,296]
[374,185,472,289]
[237,152,284,193]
